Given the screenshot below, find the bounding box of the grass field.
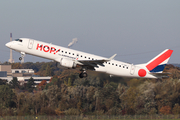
[0,115,180,120]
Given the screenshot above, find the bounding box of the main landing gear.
[79,68,88,78]
[79,71,88,78]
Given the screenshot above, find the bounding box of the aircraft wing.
[77,54,117,67]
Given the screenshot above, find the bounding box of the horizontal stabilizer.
[150,72,171,78]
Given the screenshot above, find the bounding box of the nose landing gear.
[19,52,26,63]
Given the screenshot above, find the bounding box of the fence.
[0,115,180,120]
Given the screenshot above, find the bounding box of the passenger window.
[112,63,114,65]
[119,65,121,67]
[88,57,90,59]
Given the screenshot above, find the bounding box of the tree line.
[0,62,180,116]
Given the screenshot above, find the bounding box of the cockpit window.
[15,39,23,42]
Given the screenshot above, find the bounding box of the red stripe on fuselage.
[146,49,173,71]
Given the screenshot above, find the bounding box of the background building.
[0,65,51,85]
[0,65,12,77]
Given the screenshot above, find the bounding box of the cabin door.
[130,64,136,75]
[28,39,34,49]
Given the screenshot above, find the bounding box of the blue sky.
[0,0,180,64]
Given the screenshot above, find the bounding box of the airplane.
[5,38,173,79]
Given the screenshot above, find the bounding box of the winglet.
[108,54,117,60]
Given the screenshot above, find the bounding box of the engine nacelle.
[60,58,77,68]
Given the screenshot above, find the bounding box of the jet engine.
[60,58,77,68]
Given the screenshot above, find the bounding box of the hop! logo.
[36,43,60,54]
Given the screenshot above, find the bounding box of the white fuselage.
[6,38,158,78]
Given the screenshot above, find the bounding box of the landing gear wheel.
[79,72,88,78]
[19,57,22,61]
[79,73,83,78]
[83,72,88,77]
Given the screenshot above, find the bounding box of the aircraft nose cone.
[5,42,11,48]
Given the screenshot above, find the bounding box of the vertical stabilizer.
[145,49,173,73]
